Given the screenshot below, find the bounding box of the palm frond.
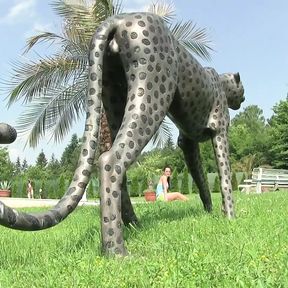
[151,117,173,148]
[52,87,86,144]
[147,1,175,24]
[51,0,93,22]
[51,0,99,37]
[24,28,88,55]
[6,53,87,106]
[171,20,214,61]
[111,0,123,15]
[16,78,87,147]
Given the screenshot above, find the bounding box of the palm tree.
[4,0,213,151]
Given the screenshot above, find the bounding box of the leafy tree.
[47,153,61,178]
[229,105,270,171]
[160,147,186,173]
[268,97,288,169]
[0,147,14,181]
[25,166,48,182]
[60,133,81,179]
[36,150,48,168]
[60,134,79,166]
[128,150,163,190]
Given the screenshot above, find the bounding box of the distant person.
[39,188,43,199]
[156,166,188,201]
[27,180,34,199]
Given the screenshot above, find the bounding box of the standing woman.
[156,166,188,201]
[27,179,34,199]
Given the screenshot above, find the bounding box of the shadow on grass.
[125,201,211,236]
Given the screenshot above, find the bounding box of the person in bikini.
[156,166,188,201]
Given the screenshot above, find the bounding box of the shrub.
[231,171,238,191]
[212,175,221,193]
[129,176,139,197]
[22,180,27,197]
[170,170,179,191]
[192,180,199,194]
[180,169,190,194]
[240,172,246,184]
[139,178,147,196]
[87,180,94,199]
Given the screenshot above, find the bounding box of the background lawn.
[0,192,287,287]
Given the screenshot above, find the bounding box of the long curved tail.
[0,18,118,231]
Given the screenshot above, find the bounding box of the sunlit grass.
[0,192,287,287]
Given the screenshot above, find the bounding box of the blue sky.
[1,0,288,165]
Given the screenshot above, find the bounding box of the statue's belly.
[168,90,215,141]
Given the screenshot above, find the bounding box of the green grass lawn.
[0,192,287,287]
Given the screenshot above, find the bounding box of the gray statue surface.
[0,123,17,144]
[0,12,244,256]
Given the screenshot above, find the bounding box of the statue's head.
[220,73,245,110]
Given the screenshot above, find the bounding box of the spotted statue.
[0,12,244,256]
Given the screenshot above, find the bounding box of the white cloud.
[24,21,54,38]
[0,0,36,25]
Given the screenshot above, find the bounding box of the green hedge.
[9,171,246,199]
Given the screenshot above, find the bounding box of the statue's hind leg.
[178,133,212,212]
[99,69,177,255]
[99,112,138,227]
[102,64,139,227]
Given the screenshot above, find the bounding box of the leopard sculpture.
[0,12,244,256]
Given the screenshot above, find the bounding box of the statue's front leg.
[178,134,212,212]
[212,133,235,218]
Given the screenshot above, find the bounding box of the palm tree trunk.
[99,111,112,154]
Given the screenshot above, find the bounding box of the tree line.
[1,98,288,197]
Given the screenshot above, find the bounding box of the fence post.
[256,167,262,194]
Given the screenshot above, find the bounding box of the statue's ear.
[234,73,240,84]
